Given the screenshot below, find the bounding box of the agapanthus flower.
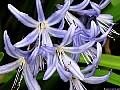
[8,0,70,48]
[69,69,111,90]
[0,31,41,90]
[41,23,96,81]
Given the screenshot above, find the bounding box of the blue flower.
[0,31,41,90]
[8,0,70,48]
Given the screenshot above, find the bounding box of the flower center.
[56,46,63,53]
[20,57,26,66]
[38,22,47,30]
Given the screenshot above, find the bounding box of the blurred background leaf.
[111,0,120,6]
[0,52,4,61]
[102,3,120,22]
[80,54,120,70]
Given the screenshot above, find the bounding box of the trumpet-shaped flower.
[8,0,70,48]
[0,31,41,90]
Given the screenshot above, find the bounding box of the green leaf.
[94,69,120,86]
[102,4,120,22]
[99,54,120,70]
[2,70,16,83]
[0,52,4,61]
[111,0,120,6]
[80,54,120,70]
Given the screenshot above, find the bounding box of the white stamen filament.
[11,57,26,90]
[81,53,89,65]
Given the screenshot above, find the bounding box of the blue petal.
[69,0,90,11]
[14,29,39,48]
[4,31,20,58]
[43,53,57,80]
[36,0,45,22]
[66,12,85,29]
[95,25,113,42]
[46,0,70,26]
[8,4,38,28]
[0,60,21,74]
[97,14,113,25]
[33,57,40,77]
[81,43,102,73]
[89,21,99,39]
[60,23,76,46]
[58,18,65,30]
[84,67,96,78]
[99,0,110,9]
[23,64,41,90]
[62,53,84,80]
[90,2,101,15]
[56,63,71,82]
[28,47,39,64]
[77,9,97,16]
[41,46,56,55]
[48,27,67,38]
[63,40,95,54]
[46,53,54,68]
[83,70,112,84]
[42,31,53,47]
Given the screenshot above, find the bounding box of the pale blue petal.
[71,53,80,62]
[84,67,96,78]
[90,2,101,15]
[33,56,40,77]
[42,31,53,47]
[60,23,76,46]
[81,43,102,73]
[90,21,98,39]
[14,29,39,48]
[56,63,71,82]
[23,64,41,90]
[77,9,97,16]
[83,70,112,84]
[41,46,56,55]
[46,53,53,68]
[81,64,95,73]
[69,0,90,11]
[46,1,70,26]
[62,53,84,80]
[0,60,21,74]
[28,47,39,64]
[36,0,45,22]
[16,49,32,57]
[43,65,56,80]
[8,4,38,28]
[66,12,85,29]
[38,48,46,57]
[97,14,113,24]
[63,40,95,54]
[43,54,57,80]
[95,25,113,42]
[58,18,65,30]
[93,42,102,65]
[4,31,20,58]
[48,27,67,38]
[64,0,74,4]
[98,14,113,20]
[100,0,110,9]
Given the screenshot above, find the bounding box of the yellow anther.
[38,22,47,29]
[57,46,63,53]
[19,57,26,66]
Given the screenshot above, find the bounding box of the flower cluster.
[0,0,114,90]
